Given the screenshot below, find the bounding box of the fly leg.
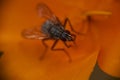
[63,18,81,35]
[71,34,77,45]
[63,18,80,46]
[40,38,50,60]
[63,41,72,48]
[51,40,72,62]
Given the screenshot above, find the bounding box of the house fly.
[22,3,80,62]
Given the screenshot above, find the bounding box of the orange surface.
[0,0,120,80]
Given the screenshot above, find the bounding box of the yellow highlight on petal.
[82,11,112,20]
[84,11,112,16]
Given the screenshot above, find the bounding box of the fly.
[22,3,80,62]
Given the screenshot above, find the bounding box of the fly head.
[61,30,74,41]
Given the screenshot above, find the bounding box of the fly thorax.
[50,27,62,38]
[41,20,53,34]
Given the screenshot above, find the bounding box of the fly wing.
[22,26,49,40]
[37,3,59,23]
